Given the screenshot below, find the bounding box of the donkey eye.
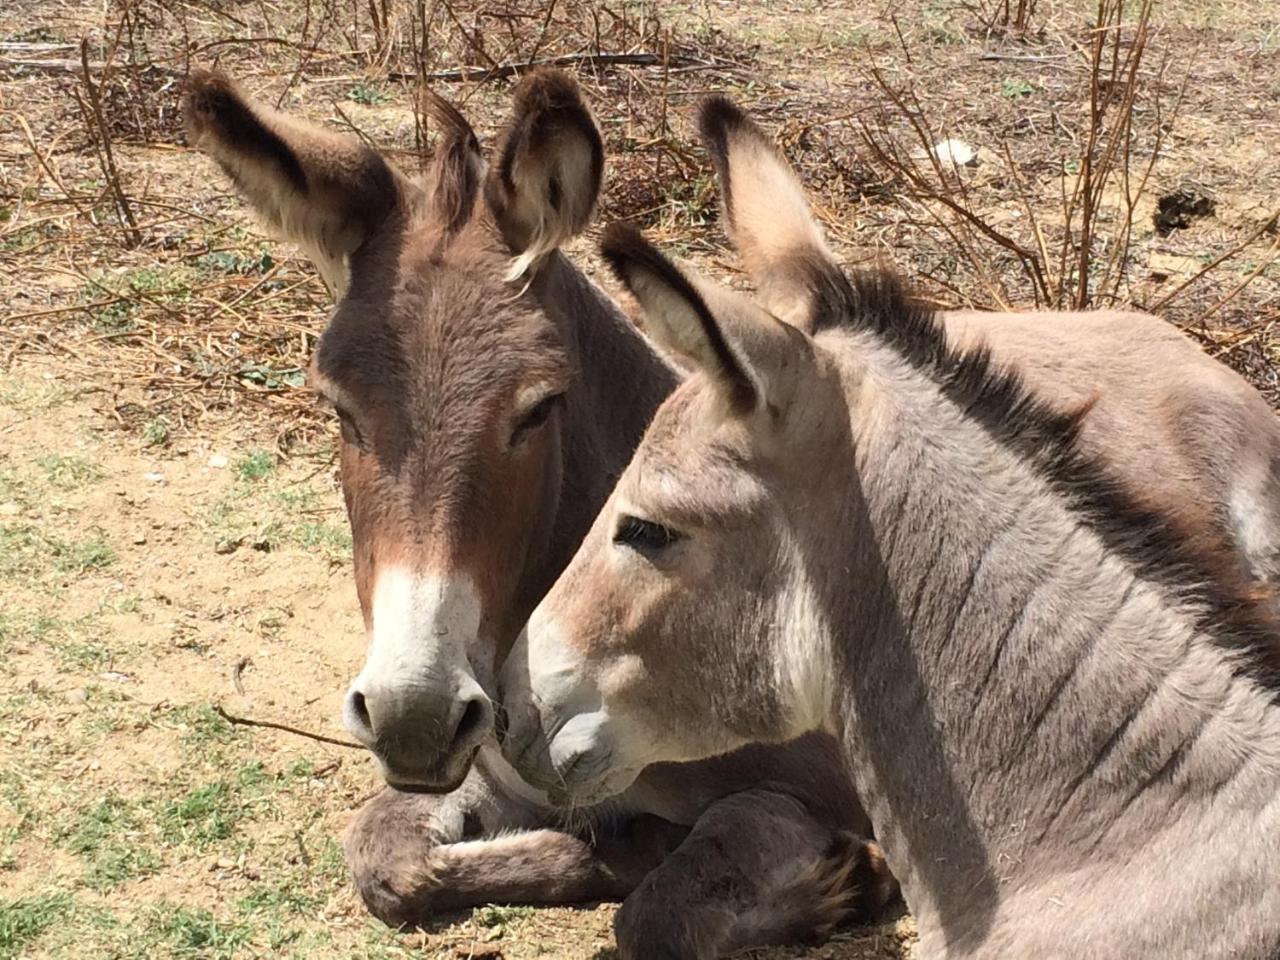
[335,408,366,449]
[511,393,564,445]
[614,516,682,554]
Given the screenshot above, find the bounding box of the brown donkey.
[501,100,1280,959]
[184,69,897,959]
[187,72,1280,957]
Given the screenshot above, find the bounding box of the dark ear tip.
[182,66,240,137]
[696,95,749,147]
[184,66,233,102]
[513,67,584,111]
[599,221,647,281]
[422,87,478,148]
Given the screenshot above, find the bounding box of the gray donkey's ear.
[698,96,848,333]
[183,68,401,298]
[485,69,603,279]
[600,222,759,414]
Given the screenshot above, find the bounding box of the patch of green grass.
[238,877,323,916]
[104,592,143,614]
[59,794,161,890]
[91,300,135,333]
[272,486,321,511]
[286,758,315,780]
[0,607,60,648]
[235,449,276,482]
[160,781,240,848]
[0,518,116,581]
[0,825,19,872]
[122,266,193,299]
[0,892,74,959]
[0,467,20,502]
[0,771,36,830]
[0,609,119,671]
[141,905,252,959]
[236,759,270,790]
[1001,78,1037,99]
[347,83,390,105]
[206,477,350,561]
[291,521,352,556]
[236,363,307,390]
[312,836,349,885]
[0,379,78,413]
[0,522,50,579]
[84,842,162,891]
[167,703,247,748]
[475,904,536,927]
[0,224,50,254]
[142,416,171,447]
[36,454,102,489]
[51,621,114,669]
[197,250,275,275]
[52,529,115,574]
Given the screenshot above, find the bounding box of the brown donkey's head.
[499,98,866,804]
[185,69,604,790]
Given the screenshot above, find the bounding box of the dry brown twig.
[213,703,363,749]
[72,38,142,247]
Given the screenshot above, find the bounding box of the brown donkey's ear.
[485,70,603,279]
[697,96,850,333]
[600,222,758,414]
[183,68,400,297]
[421,88,483,237]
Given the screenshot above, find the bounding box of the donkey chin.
[500,705,643,807]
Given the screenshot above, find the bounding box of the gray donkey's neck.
[819,330,1280,959]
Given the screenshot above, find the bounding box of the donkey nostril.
[453,698,488,747]
[349,690,372,732]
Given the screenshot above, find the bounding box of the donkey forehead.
[316,258,570,405]
[624,385,769,523]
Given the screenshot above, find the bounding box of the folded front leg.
[614,787,898,960]
[346,782,689,927]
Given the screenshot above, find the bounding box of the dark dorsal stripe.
[815,262,1280,696]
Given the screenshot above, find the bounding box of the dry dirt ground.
[1,0,1278,957]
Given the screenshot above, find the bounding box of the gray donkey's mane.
[813,261,1280,698]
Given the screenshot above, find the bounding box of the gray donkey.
[500,97,1280,960]
[187,69,1280,958]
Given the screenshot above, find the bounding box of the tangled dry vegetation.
[1,1,1278,958]
[2,0,1278,440]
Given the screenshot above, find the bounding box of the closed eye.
[314,386,368,450]
[614,515,682,554]
[511,392,564,446]
[336,407,366,448]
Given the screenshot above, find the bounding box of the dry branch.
[73,39,142,247]
[388,50,702,82]
[213,703,363,749]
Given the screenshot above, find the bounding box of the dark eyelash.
[512,393,565,444]
[613,516,682,553]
